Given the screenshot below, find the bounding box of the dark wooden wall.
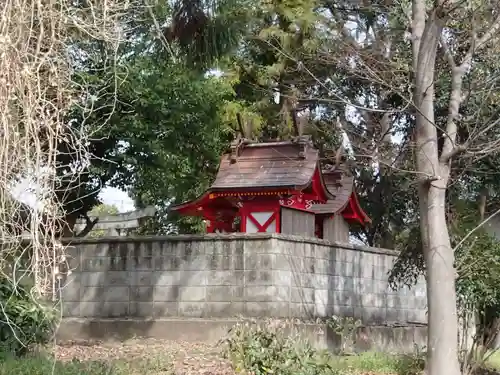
[323,215,349,243]
[280,207,315,237]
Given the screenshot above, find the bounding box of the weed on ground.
[0,338,428,375]
[221,320,425,375]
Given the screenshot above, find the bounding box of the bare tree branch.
[440,33,456,68]
[460,14,500,70]
[440,14,500,163]
[75,214,99,238]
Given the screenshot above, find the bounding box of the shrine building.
[170,135,370,242]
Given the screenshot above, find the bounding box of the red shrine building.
[170,136,370,242]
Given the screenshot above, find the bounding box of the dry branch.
[0,0,129,302]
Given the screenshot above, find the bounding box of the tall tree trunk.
[412,6,461,375]
[421,181,461,375]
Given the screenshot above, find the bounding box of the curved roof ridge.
[310,167,354,215]
[211,141,319,190]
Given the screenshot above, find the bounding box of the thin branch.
[460,14,500,69]
[440,14,500,163]
[453,208,500,252]
[440,143,468,164]
[75,214,99,238]
[439,33,456,68]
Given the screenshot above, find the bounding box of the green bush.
[394,352,426,375]
[0,276,57,356]
[222,319,339,375]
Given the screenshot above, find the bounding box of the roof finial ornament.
[291,109,300,137]
[334,144,344,169]
[237,112,254,140]
[236,113,245,138]
[231,113,254,164]
[291,109,309,138]
[290,110,313,159]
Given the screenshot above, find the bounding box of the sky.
[12,179,136,214]
[100,187,135,212]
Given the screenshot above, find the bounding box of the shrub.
[0,275,57,356]
[393,351,426,375]
[222,319,339,375]
[326,315,362,355]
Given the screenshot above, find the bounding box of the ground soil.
[54,339,235,375]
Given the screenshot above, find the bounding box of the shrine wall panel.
[280,207,315,237]
[323,215,349,243]
[58,234,427,327]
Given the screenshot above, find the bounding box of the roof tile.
[211,141,319,190]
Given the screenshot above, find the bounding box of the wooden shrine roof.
[310,166,370,225]
[310,169,353,214]
[310,168,353,214]
[169,137,335,214]
[210,139,320,191]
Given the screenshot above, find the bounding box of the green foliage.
[223,320,338,375]
[388,224,424,290]
[326,316,362,355]
[68,53,236,233]
[389,201,500,319]
[89,204,119,216]
[168,0,254,70]
[222,320,427,375]
[452,215,500,314]
[332,351,425,375]
[57,0,500,251]
[227,0,332,139]
[0,350,430,375]
[0,277,57,356]
[0,349,179,375]
[0,356,121,375]
[392,352,426,375]
[87,204,120,238]
[216,0,419,247]
[45,0,254,233]
[120,64,236,233]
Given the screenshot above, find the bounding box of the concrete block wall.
[271,236,427,323]
[59,234,427,324]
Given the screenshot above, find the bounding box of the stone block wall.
[272,236,427,323]
[60,234,427,324]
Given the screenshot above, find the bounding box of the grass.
[488,352,500,370]
[330,352,425,374]
[0,354,175,375]
[0,351,427,375]
[0,355,121,375]
[5,339,500,375]
[476,349,500,371]
[222,320,428,375]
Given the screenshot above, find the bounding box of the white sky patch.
[205,69,223,78]
[11,175,135,214]
[11,179,42,210]
[99,187,135,212]
[274,91,280,104]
